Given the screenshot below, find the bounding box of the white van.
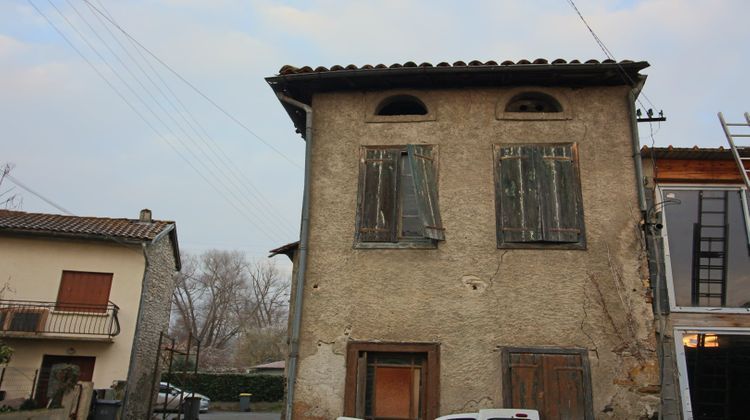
[337,408,540,420]
[436,408,540,420]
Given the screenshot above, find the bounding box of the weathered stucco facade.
[269,61,659,419]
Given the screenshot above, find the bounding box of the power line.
[79,0,297,238]
[564,0,657,110]
[28,0,285,242]
[81,0,303,170]
[65,0,296,238]
[6,175,74,215]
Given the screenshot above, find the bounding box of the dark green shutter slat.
[539,145,580,243]
[495,145,542,243]
[407,145,445,241]
[359,149,398,242]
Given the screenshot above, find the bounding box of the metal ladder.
[691,191,729,307]
[718,112,750,189]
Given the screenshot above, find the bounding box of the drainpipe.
[628,89,647,213]
[276,92,312,420]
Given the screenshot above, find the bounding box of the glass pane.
[663,189,750,308]
[400,155,422,237]
[683,333,750,419]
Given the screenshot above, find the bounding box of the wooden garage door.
[503,348,593,420]
[56,271,113,313]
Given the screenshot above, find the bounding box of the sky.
[1,0,749,273]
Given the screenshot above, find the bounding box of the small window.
[505,92,562,113]
[661,188,750,308]
[375,95,428,116]
[356,145,444,248]
[493,143,585,249]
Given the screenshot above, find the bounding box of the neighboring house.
[641,145,750,419]
[249,360,285,376]
[0,209,179,418]
[267,59,659,419]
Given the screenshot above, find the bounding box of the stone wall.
[121,233,177,419]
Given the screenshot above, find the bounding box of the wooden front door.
[35,355,95,406]
[502,348,593,420]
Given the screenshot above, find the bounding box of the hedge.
[161,373,284,402]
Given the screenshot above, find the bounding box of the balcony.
[0,300,120,341]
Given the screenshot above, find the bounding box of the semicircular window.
[505,92,562,113]
[376,95,428,116]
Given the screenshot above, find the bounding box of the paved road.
[199,412,280,420]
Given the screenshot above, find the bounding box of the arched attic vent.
[505,92,563,113]
[375,95,428,116]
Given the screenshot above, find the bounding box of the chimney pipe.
[139,209,152,223]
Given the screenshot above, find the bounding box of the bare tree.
[170,251,290,369]
[171,250,250,349]
[247,260,289,329]
[0,164,22,209]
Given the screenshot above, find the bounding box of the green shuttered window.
[494,143,585,249]
[356,145,444,248]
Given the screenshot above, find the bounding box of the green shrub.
[161,373,283,402]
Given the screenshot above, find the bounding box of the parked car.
[156,382,210,413]
[436,409,540,420]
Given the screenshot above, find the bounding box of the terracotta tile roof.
[268,241,299,261]
[0,209,175,242]
[640,145,748,160]
[277,58,640,75]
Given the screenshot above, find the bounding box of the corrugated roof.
[640,145,747,160]
[0,210,174,242]
[277,58,641,75]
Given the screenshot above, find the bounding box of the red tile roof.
[277,58,640,75]
[0,209,175,242]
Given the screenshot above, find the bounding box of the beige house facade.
[268,59,660,419]
[0,209,179,418]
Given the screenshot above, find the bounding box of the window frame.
[354,145,443,249]
[343,341,440,420]
[495,88,572,121]
[658,184,750,313]
[673,326,750,420]
[500,346,594,420]
[493,142,586,250]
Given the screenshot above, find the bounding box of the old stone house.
[0,209,179,418]
[642,144,750,419]
[267,59,660,419]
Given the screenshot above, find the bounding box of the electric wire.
[65,0,296,239]
[81,0,303,170]
[79,0,297,238]
[28,0,281,242]
[5,175,74,216]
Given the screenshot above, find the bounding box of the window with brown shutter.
[494,143,585,249]
[56,271,113,313]
[502,347,594,420]
[355,145,444,248]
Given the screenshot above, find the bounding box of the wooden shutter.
[56,271,113,313]
[358,148,399,242]
[504,349,593,420]
[407,145,445,241]
[495,145,542,243]
[539,144,582,243]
